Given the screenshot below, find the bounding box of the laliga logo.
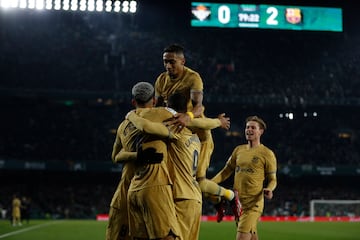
[192,5,211,21]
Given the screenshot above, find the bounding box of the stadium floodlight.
[113,0,120,12]
[0,0,9,8]
[11,0,19,8]
[19,0,27,8]
[70,0,78,11]
[87,0,95,11]
[54,0,61,10]
[62,0,70,10]
[0,0,137,13]
[28,0,35,9]
[35,0,44,10]
[79,0,86,11]
[96,0,103,12]
[46,0,52,9]
[105,0,111,12]
[122,0,128,13]
[129,0,136,13]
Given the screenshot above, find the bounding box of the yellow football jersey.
[128,108,174,192]
[227,144,277,197]
[155,66,203,110]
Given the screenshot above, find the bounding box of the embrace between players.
[106,44,277,240]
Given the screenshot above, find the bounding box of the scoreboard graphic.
[191,2,343,32]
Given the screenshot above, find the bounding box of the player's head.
[246,116,267,130]
[163,44,185,79]
[245,115,266,142]
[167,92,187,113]
[131,81,155,107]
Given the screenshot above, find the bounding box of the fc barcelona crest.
[285,8,302,24]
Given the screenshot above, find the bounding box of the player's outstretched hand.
[218,113,230,130]
[137,147,163,164]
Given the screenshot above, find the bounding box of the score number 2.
[266,6,279,25]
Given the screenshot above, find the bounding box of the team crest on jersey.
[252,157,260,164]
[285,8,302,25]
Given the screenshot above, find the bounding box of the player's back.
[168,128,202,202]
[129,107,174,191]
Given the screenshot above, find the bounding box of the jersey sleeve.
[114,149,137,163]
[265,149,277,191]
[187,117,221,130]
[111,123,124,163]
[154,74,164,98]
[191,72,204,92]
[127,111,176,139]
[211,152,236,184]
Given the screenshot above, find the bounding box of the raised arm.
[188,113,230,130]
[211,154,236,184]
[127,111,176,139]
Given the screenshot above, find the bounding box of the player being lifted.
[154,44,241,221]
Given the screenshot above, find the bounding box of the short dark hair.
[163,44,185,55]
[246,116,267,130]
[167,92,187,113]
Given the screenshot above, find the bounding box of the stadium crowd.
[1,2,360,222]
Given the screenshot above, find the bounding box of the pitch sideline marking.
[0,221,61,239]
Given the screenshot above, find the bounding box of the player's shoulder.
[184,67,203,87]
[118,119,129,130]
[117,119,133,133]
[140,107,174,121]
[234,144,248,152]
[153,107,175,116]
[155,72,168,83]
[184,66,200,76]
[259,144,276,157]
[259,144,273,152]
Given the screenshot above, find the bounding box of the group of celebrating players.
[105,44,277,240]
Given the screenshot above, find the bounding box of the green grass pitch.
[1,219,359,240]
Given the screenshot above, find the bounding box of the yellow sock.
[223,189,234,201]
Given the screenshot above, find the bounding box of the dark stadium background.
[1,0,359,219]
